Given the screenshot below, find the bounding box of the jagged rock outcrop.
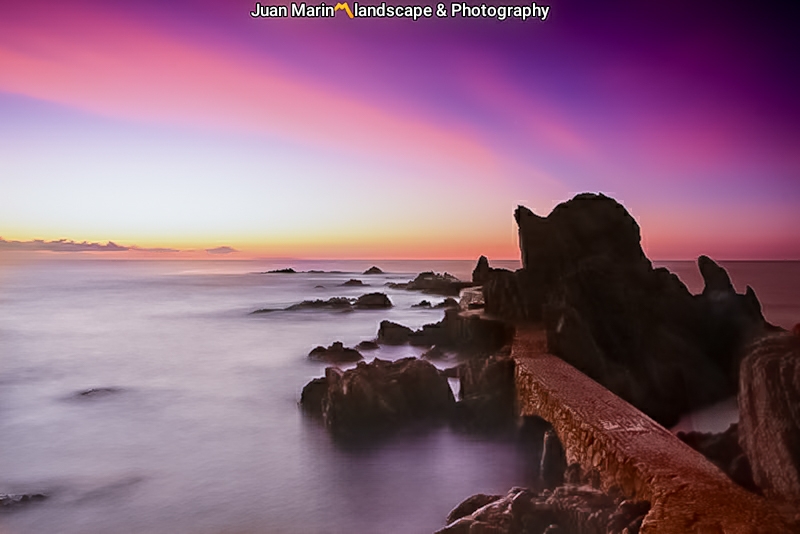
[377,320,413,345]
[387,271,473,296]
[363,266,383,275]
[483,193,775,426]
[299,357,455,436]
[436,486,649,534]
[472,255,491,284]
[677,424,757,493]
[738,332,800,502]
[355,340,379,351]
[308,341,363,363]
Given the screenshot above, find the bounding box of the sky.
[1,0,798,260]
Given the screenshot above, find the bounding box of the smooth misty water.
[0,258,798,533]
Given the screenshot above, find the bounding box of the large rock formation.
[299,357,455,436]
[483,193,773,426]
[738,332,800,502]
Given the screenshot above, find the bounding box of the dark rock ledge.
[252,292,392,314]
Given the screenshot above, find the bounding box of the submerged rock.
[73,387,122,398]
[412,300,432,308]
[738,332,800,502]
[0,493,48,508]
[300,357,455,436]
[363,266,383,275]
[308,342,363,363]
[342,279,366,287]
[286,297,353,311]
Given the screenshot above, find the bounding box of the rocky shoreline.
[298,193,800,532]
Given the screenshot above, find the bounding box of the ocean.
[0,258,798,533]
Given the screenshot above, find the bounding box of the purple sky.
[1,0,798,258]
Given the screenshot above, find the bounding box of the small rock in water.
[308,342,363,363]
[75,387,122,398]
[265,268,296,274]
[286,298,353,311]
[412,300,432,308]
[0,493,48,508]
[353,292,392,309]
[355,340,379,351]
[342,279,366,287]
[363,266,383,275]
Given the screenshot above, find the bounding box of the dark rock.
[265,268,296,274]
[387,271,473,296]
[74,387,122,398]
[353,292,392,309]
[342,279,366,286]
[434,297,459,309]
[502,193,774,427]
[300,357,455,436]
[314,285,325,289]
[446,493,502,524]
[677,423,758,493]
[308,341,363,363]
[251,308,279,314]
[286,297,353,311]
[363,266,383,275]
[377,311,514,355]
[377,320,413,345]
[453,351,515,432]
[698,254,735,294]
[412,300,432,308]
[438,485,649,534]
[421,345,446,360]
[540,430,566,489]
[738,332,800,502]
[483,268,541,321]
[300,377,328,417]
[442,366,459,379]
[0,493,48,508]
[355,340,379,351]
[472,255,491,284]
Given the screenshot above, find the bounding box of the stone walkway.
[513,327,793,534]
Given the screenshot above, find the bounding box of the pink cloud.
[0,2,499,173]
